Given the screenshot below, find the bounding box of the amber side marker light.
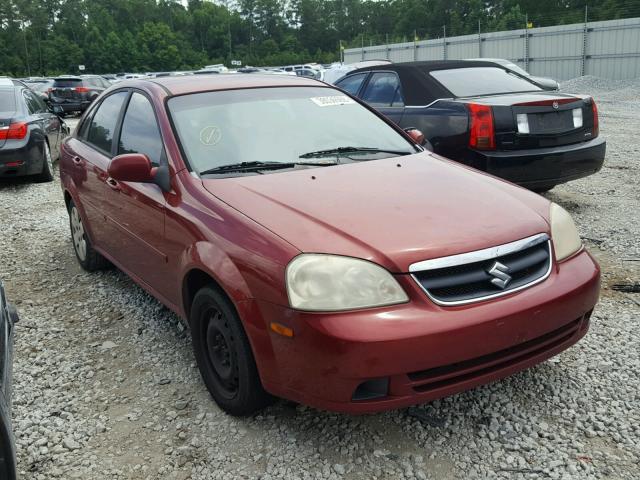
[270,322,294,338]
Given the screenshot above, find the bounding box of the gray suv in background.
[49,75,110,116]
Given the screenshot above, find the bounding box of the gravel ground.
[1,78,639,480]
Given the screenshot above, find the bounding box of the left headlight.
[286,254,409,312]
[550,203,583,261]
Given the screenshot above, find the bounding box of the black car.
[0,280,18,480]
[1,80,69,182]
[336,61,606,191]
[49,75,110,115]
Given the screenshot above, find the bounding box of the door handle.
[106,177,121,191]
[72,155,83,165]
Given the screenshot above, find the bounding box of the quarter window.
[336,73,367,96]
[86,92,127,154]
[361,72,404,107]
[118,93,163,166]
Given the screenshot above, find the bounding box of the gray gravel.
[0,78,638,479]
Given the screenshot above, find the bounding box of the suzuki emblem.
[552,101,559,109]
[488,261,512,289]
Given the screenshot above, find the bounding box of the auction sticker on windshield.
[310,96,355,107]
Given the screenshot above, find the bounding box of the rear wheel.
[190,285,273,416]
[68,199,110,271]
[35,141,54,183]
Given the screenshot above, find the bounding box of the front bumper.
[244,250,600,414]
[474,137,606,189]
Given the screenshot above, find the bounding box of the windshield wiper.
[299,146,412,159]
[199,160,336,176]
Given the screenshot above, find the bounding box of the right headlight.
[286,254,409,312]
[550,203,583,261]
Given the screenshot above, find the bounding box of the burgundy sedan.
[59,75,600,415]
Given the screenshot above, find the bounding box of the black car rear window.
[430,67,541,97]
[53,78,83,87]
[0,90,15,111]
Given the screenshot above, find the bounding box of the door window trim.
[77,89,129,158]
[114,88,168,167]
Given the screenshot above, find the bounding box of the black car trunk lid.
[465,93,597,150]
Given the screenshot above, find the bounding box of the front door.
[359,71,406,124]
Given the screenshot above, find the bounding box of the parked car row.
[58,73,600,417]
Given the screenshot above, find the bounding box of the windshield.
[168,86,416,175]
[430,67,541,97]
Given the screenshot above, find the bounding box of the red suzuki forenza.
[59,75,600,415]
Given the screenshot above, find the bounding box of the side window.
[118,93,163,166]
[23,90,42,114]
[361,72,404,107]
[336,73,367,96]
[86,92,127,154]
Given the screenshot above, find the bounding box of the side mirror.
[108,153,155,183]
[404,127,425,145]
[51,104,64,115]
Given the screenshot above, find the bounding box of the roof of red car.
[145,73,325,96]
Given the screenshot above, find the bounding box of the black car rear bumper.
[472,137,606,189]
[0,143,44,178]
[49,100,91,113]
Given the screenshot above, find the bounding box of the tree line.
[1,0,638,77]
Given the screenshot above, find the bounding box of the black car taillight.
[467,103,495,150]
[0,122,28,141]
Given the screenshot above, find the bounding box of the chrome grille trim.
[410,233,553,307]
[408,233,550,272]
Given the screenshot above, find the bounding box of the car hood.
[202,153,551,273]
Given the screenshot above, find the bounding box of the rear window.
[53,78,83,88]
[430,67,541,97]
[0,90,16,111]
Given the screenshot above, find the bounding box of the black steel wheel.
[190,285,273,415]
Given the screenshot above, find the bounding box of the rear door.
[359,71,405,124]
[106,91,170,299]
[23,89,61,155]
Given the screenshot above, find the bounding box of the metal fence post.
[581,6,588,76]
[361,33,365,61]
[524,14,530,72]
[386,33,390,60]
[478,20,482,57]
[414,30,418,61]
[443,25,447,60]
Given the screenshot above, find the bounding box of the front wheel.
[190,286,273,416]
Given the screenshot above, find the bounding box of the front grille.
[411,234,552,306]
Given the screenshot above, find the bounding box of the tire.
[190,285,273,416]
[35,141,54,183]
[67,199,110,271]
